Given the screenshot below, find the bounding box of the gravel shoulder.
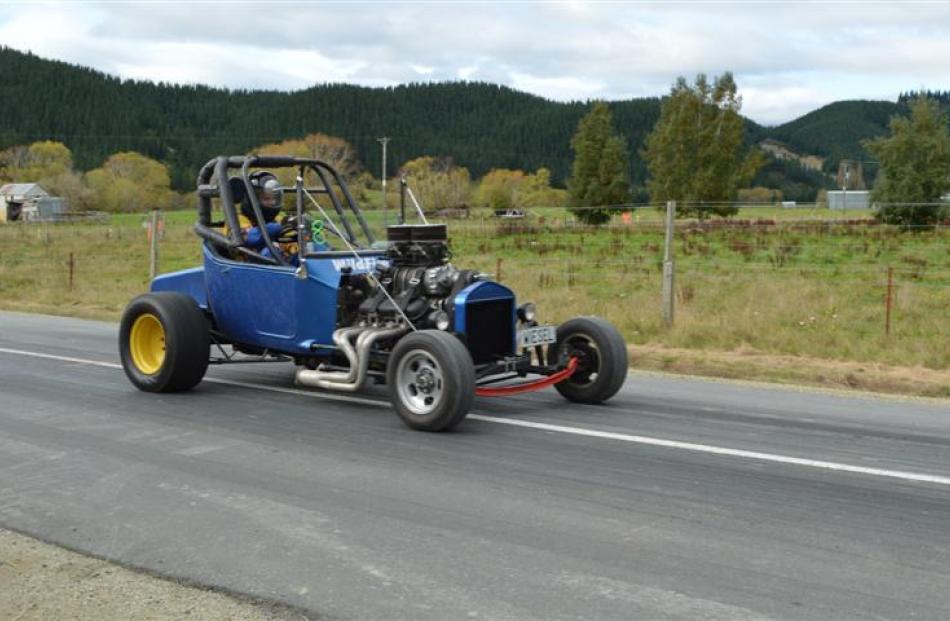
[0,528,308,621]
[630,344,950,398]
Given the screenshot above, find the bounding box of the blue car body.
[151,243,516,359]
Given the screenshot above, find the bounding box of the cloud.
[1,2,948,124]
[457,66,478,80]
[509,72,606,102]
[409,64,435,76]
[740,83,836,126]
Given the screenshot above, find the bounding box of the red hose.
[475,357,579,397]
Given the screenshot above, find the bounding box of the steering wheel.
[276,214,308,244]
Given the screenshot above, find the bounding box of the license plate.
[519,325,557,348]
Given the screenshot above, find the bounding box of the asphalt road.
[1,310,949,620]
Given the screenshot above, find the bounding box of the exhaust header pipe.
[296,323,408,392]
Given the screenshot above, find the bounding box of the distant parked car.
[493,208,526,219]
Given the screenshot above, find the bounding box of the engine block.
[338,224,480,329]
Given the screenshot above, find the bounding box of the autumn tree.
[253,133,361,179]
[399,156,471,213]
[85,151,175,212]
[0,140,73,181]
[478,168,526,212]
[0,141,93,209]
[523,168,568,208]
[250,133,366,207]
[642,73,763,218]
[567,102,631,224]
[737,187,782,204]
[864,97,950,226]
[476,167,564,212]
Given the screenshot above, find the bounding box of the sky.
[1,1,948,125]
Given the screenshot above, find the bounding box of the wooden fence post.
[148,209,160,280]
[885,266,894,337]
[662,200,676,327]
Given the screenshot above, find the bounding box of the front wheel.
[548,316,627,404]
[119,292,210,393]
[386,331,475,431]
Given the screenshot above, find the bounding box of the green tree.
[85,151,175,213]
[567,102,631,225]
[864,97,950,226]
[642,73,763,217]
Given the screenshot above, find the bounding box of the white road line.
[0,347,385,407]
[467,415,950,486]
[2,346,950,487]
[0,347,122,370]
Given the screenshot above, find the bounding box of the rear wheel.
[549,316,627,404]
[387,331,475,431]
[119,292,210,393]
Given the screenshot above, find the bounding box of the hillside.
[0,46,907,199]
[0,47,664,189]
[769,100,904,178]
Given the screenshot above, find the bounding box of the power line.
[0,130,395,143]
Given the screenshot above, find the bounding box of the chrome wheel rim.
[396,349,445,416]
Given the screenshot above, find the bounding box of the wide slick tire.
[119,292,210,393]
[549,316,627,404]
[386,330,475,431]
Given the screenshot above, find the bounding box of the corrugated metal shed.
[827,191,870,210]
[1,183,54,222]
[21,197,66,221]
[1,183,48,201]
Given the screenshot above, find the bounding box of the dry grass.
[629,344,950,399]
[0,216,201,320]
[450,218,949,372]
[1,211,947,395]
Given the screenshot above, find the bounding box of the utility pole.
[377,137,390,223]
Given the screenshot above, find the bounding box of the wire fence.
[442,201,948,370]
[0,201,947,370]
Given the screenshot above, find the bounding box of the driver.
[241,171,299,265]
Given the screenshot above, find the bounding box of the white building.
[0,183,65,222]
[826,190,870,210]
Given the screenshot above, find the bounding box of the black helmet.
[241,171,283,224]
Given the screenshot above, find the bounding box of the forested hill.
[768,100,904,175]
[0,46,909,193]
[1,47,667,189]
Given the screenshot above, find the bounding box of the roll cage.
[193,155,376,266]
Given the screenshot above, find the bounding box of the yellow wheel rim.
[129,313,166,375]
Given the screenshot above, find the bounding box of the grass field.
[1,207,947,396]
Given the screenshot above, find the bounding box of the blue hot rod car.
[119,155,627,430]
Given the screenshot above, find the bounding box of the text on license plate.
[519,325,557,348]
